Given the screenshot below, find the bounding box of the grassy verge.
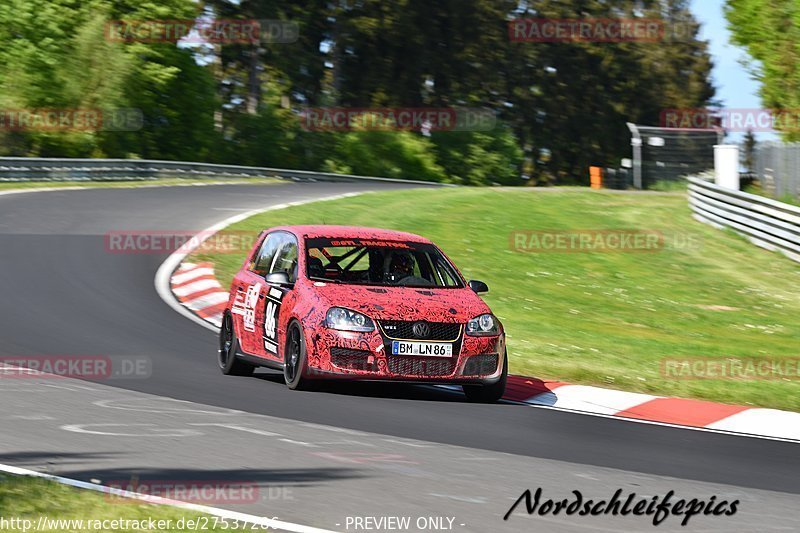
[743,184,800,208]
[195,187,800,411]
[0,474,229,532]
[0,177,280,191]
[648,179,688,192]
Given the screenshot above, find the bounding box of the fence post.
[627,123,643,189]
[714,145,740,190]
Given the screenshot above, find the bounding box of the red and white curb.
[159,195,800,445]
[155,192,366,333]
[171,262,229,328]
[503,377,800,442]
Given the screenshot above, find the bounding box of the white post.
[714,144,740,190]
[627,123,643,189]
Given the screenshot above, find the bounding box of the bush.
[431,124,523,185]
[322,122,447,182]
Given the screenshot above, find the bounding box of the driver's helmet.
[389,252,415,279]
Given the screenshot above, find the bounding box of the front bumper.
[306,323,505,383]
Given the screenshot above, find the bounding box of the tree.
[0,0,717,184]
[505,0,715,183]
[726,0,800,141]
[320,113,447,182]
[742,129,757,174]
[431,126,523,185]
[0,0,218,158]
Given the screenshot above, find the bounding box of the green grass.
[0,177,280,191]
[648,179,688,192]
[0,475,229,532]
[195,187,800,411]
[742,183,800,207]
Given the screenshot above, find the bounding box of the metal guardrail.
[688,176,800,264]
[0,157,450,187]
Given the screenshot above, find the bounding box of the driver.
[388,252,415,281]
[387,252,432,286]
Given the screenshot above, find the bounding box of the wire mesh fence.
[627,124,722,189]
[754,142,800,200]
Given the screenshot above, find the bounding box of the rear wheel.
[218,312,255,376]
[284,322,312,390]
[462,350,507,403]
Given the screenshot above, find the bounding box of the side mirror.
[265,271,292,287]
[468,280,489,294]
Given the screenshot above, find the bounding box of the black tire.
[284,321,312,390]
[462,350,508,403]
[218,312,255,376]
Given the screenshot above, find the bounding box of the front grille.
[387,357,455,377]
[330,347,373,371]
[379,321,461,341]
[462,354,499,376]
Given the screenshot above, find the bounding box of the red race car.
[218,225,507,402]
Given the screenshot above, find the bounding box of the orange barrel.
[590,166,603,189]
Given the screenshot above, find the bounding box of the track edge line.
[0,463,340,533]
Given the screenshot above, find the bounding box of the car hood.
[310,283,491,323]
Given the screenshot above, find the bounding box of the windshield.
[305,238,464,288]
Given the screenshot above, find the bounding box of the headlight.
[325,307,375,332]
[466,314,499,336]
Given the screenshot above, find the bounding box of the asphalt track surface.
[0,181,798,532]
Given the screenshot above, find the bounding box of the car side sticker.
[231,283,261,333]
[263,287,283,354]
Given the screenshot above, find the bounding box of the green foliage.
[322,128,448,183]
[0,0,717,183]
[431,127,523,185]
[0,474,231,532]
[117,44,218,160]
[217,81,302,167]
[726,0,800,141]
[0,0,217,158]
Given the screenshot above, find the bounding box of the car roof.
[271,225,433,244]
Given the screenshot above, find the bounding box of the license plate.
[391,341,453,357]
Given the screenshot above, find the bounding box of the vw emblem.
[412,321,430,338]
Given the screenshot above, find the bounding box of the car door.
[258,233,299,360]
[231,231,282,356]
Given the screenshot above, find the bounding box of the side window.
[252,233,283,277]
[271,238,299,282]
[433,256,461,287]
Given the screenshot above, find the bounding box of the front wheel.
[284,322,312,390]
[462,350,507,403]
[218,312,255,376]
